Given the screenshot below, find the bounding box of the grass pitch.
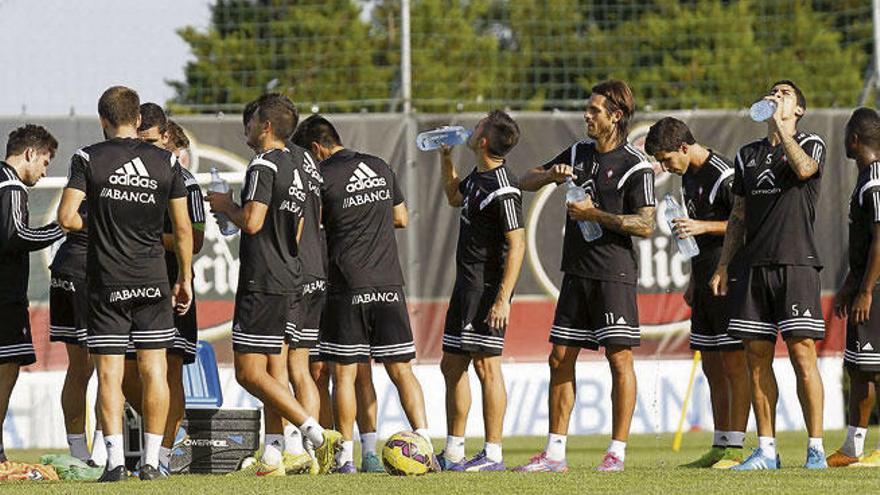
[3,430,880,494]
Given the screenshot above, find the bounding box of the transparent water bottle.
[663,193,699,259]
[208,167,239,236]
[749,99,777,122]
[564,177,602,242]
[416,126,473,151]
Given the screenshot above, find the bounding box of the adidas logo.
[345,162,387,193]
[110,157,158,189]
[616,316,626,324]
[803,309,812,318]
[864,342,874,352]
[756,169,776,188]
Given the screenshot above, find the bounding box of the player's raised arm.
[520,162,573,192]
[765,84,824,181]
[439,145,464,206]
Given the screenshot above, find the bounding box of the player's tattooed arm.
[852,224,880,324]
[717,196,745,267]
[439,146,464,207]
[780,132,819,180]
[520,164,573,192]
[709,196,745,296]
[569,198,654,238]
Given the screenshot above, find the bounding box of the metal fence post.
[401,0,421,306]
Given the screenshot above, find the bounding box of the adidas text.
[109,174,158,189]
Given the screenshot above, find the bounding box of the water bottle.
[208,167,239,236]
[563,177,602,242]
[749,99,777,122]
[663,193,700,259]
[416,126,473,151]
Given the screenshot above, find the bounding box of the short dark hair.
[846,107,880,148]
[771,79,807,113]
[644,117,696,156]
[242,99,259,128]
[591,80,635,137]
[165,120,190,150]
[292,114,342,149]
[98,86,140,128]
[138,102,167,132]
[480,110,520,158]
[246,93,299,140]
[6,124,58,158]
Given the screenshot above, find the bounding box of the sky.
[0,0,212,116]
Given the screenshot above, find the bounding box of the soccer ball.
[382,431,433,476]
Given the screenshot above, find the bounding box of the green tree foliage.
[169,0,390,112]
[372,0,503,112]
[585,0,866,110]
[169,0,869,112]
[498,0,592,110]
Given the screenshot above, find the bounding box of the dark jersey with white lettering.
[681,151,734,276]
[543,140,656,285]
[67,138,187,288]
[848,161,880,279]
[285,141,326,283]
[320,149,404,291]
[238,147,307,294]
[0,163,64,305]
[163,166,205,283]
[732,131,825,267]
[456,164,523,286]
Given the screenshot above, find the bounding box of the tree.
[169,0,869,113]
[170,0,391,112]
[372,0,503,112]
[496,0,593,110]
[583,0,865,110]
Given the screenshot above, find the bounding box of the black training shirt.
[681,151,734,277]
[732,131,825,268]
[237,147,308,294]
[542,140,656,285]
[0,163,64,304]
[455,164,523,287]
[320,149,405,291]
[67,138,187,288]
[849,161,880,281]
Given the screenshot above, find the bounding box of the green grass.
[3,430,880,494]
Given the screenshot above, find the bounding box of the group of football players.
[0,77,878,482]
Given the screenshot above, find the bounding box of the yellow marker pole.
[672,351,701,452]
[85,401,93,450]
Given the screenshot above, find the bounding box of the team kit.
[0,78,878,481]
